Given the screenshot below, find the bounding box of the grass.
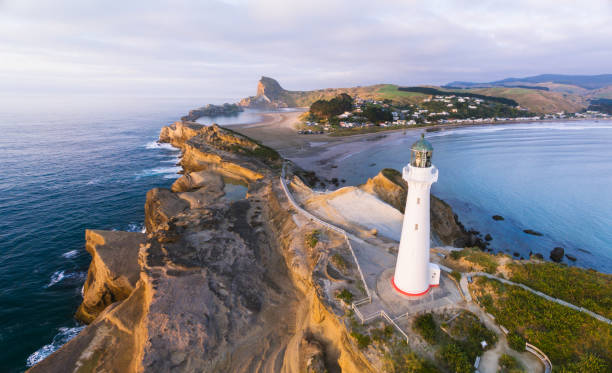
[471,277,612,370]
[375,84,428,102]
[450,247,499,274]
[507,262,612,319]
[328,124,415,137]
[330,253,350,273]
[305,229,320,249]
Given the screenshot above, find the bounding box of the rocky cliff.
[361,168,471,246]
[239,76,297,109]
[30,120,373,372]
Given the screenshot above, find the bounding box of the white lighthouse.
[392,134,441,296]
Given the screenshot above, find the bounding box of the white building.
[392,134,441,296]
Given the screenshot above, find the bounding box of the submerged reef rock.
[523,229,543,236]
[550,247,565,262]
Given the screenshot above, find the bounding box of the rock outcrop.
[76,230,145,323]
[361,168,471,246]
[550,247,565,262]
[30,118,373,373]
[239,76,295,109]
[180,103,243,122]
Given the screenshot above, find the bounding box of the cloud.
[0,0,611,101]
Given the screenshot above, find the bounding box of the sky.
[1,0,611,103]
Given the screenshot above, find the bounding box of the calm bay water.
[333,121,612,272]
[0,98,208,372]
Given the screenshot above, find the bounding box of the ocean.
[2,104,610,372]
[330,121,612,272]
[0,97,241,372]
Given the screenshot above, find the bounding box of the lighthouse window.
[415,224,419,230]
[417,198,420,204]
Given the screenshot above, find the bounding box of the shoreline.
[229,111,612,273]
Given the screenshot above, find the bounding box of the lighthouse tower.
[392,134,441,296]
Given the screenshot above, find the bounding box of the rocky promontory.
[30,119,374,372]
[180,103,243,122]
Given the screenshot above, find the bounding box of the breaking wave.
[61,250,78,259]
[45,270,87,288]
[136,166,181,179]
[126,223,146,233]
[145,141,178,151]
[26,325,86,367]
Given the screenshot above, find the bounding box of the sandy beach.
[233,110,612,184]
[233,110,424,180]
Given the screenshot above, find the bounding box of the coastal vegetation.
[305,229,320,248]
[309,93,353,119]
[498,354,524,373]
[336,288,354,304]
[449,247,499,274]
[471,277,612,371]
[507,262,612,319]
[412,311,497,373]
[330,253,350,273]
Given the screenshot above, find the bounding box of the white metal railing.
[280,164,371,307]
[526,343,553,373]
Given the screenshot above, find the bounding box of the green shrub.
[439,343,472,373]
[305,230,320,248]
[384,346,440,373]
[499,353,523,372]
[371,325,394,343]
[450,270,462,282]
[336,289,354,304]
[350,331,371,349]
[507,331,526,352]
[450,250,463,260]
[413,313,437,344]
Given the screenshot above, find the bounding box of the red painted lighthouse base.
[391,277,438,297]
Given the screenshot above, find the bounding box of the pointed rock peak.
[257,76,285,97]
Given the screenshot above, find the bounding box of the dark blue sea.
[0,97,235,372]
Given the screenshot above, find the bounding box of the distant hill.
[448,74,612,90]
[239,76,589,113]
[238,77,429,109]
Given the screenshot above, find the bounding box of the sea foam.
[145,141,178,151]
[61,250,78,259]
[26,325,85,367]
[46,270,86,288]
